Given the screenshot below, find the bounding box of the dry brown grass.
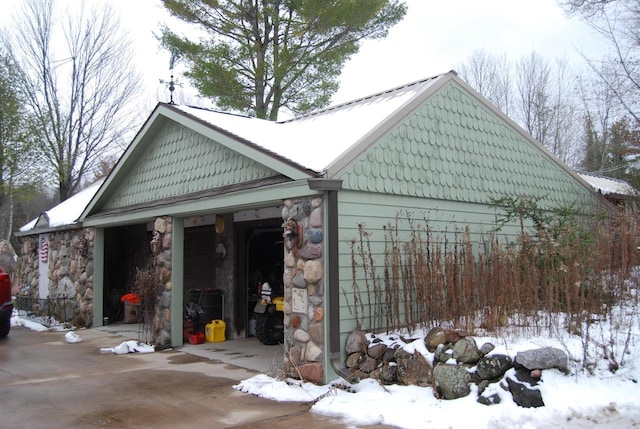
[349,209,640,338]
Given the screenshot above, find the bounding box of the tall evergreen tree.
[581,117,606,172]
[580,116,640,188]
[160,0,407,120]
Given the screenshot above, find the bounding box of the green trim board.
[171,218,184,348]
[82,180,319,228]
[92,228,105,328]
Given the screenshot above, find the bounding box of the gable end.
[103,121,283,210]
[339,81,601,211]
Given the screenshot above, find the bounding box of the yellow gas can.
[205,320,226,342]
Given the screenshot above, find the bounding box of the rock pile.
[344,327,569,408]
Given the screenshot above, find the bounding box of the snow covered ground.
[12,303,640,428]
[235,311,640,428]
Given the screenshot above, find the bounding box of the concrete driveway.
[0,326,382,428]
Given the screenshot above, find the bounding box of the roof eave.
[15,222,83,237]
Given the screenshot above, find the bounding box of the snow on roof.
[577,172,637,197]
[175,75,443,172]
[19,179,105,232]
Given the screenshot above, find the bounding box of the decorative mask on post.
[282,218,303,249]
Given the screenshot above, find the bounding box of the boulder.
[303,260,323,283]
[530,369,543,379]
[367,343,388,360]
[476,354,513,381]
[345,330,367,354]
[154,218,167,234]
[289,345,302,365]
[479,342,496,356]
[434,343,453,364]
[346,352,364,369]
[159,291,171,308]
[310,206,323,227]
[425,327,446,352]
[477,379,489,395]
[395,349,433,387]
[298,363,324,384]
[359,356,378,373]
[305,341,323,362]
[371,362,398,385]
[506,377,545,408]
[383,345,398,363]
[513,368,541,386]
[477,393,502,406]
[452,337,482,364]
[433,363,471,400]
[444,329,470,344]
[515,347,568,372]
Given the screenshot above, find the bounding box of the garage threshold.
[94,323,284,375]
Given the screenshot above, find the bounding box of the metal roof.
[173,73,446,174]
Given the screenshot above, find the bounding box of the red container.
[188,332,204,345]
[183,320,194,341]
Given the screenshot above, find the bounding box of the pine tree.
[160,0,407,120]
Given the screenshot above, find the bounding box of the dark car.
[0,267,12,337]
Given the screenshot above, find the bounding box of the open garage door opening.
[103,224,153,326]
[235,219,284,343]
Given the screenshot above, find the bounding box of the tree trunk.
[6,187,13,241]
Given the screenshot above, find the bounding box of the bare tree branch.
[3,0,142,201]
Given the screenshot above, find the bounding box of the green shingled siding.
[104,121,280,209]
[340,81,598,211]
[336,191,514,337]
[335,81,606,339]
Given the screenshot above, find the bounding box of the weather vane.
[159,51,181,104]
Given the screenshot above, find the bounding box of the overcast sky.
[2,0,607,110]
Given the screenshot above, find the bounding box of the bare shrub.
[347,202,640,367]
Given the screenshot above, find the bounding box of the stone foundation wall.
[282,196,326,384]
[17,228,95,327]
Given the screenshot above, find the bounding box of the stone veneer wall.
[17,228,95,327]
[151,216,173,348]
[17,236,38,298]
[282,196,326,384]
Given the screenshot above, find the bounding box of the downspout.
[307,179,359,383]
